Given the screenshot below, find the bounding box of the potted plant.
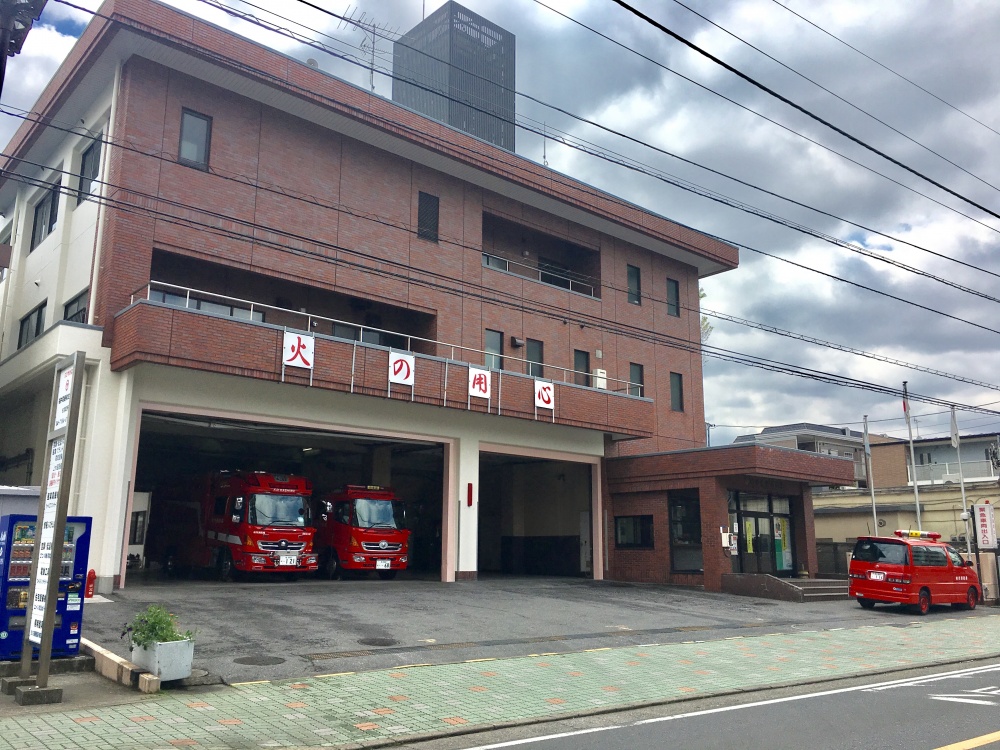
[122,605,195,681]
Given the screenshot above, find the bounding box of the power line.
[668,0,1000,196]
[769,0,1000,141]
[610,0,1000,224]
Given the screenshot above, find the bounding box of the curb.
[79,638,160,694]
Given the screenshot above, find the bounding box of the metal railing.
[131,281,642,394]
[482,253,597,298]
[908,459,998,485]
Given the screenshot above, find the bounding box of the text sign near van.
[974,503,997,549]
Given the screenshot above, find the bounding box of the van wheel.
[914,588,931,615]
[858,598,876,609]
[378,570,397,581]
[322,551,341,580]
[964,587,979,610]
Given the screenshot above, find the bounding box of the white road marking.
[928,696,998,706]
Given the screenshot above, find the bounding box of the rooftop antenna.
[337,5,398,93]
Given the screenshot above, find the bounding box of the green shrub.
[121,605,194,649]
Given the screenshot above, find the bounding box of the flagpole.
[951,407,971,557]
[863,415,878,533]
[903,381,922,530]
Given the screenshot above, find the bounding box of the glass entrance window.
[729,491,796,577]
[668,490,702,572]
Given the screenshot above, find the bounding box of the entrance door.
[740,516,773,574]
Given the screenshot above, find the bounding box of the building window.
[18,302,46,349]
[485,328,504,370]
[482,253,509,271]
[670,372,684,411]
[629,362,644,397]
[615,515,654,549]
[574,349,590,387]
[64,290,88,323]
[666,278,680,317]
[669,491,702,572]
[30,183,60,251]
[627,264,641,304]
[526,338,543,378]
[78,135,102,203]
[179,109,212,169]
[417,191,439,242]
[149,290,263,322]
[539,256,571,290]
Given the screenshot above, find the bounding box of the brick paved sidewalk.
[2,613,1000,749]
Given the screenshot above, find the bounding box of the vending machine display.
[0,514,92,661]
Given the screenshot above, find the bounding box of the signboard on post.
[974,503,997,550]
[16,351,86,702]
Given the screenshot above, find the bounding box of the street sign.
[974,503,997,550]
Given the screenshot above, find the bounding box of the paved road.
[2,611,999,748]
[80,573,960,683]
[445,662,1000,750]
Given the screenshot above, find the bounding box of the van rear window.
[852,539,909,565]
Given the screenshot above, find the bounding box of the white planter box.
[131,639,194,682]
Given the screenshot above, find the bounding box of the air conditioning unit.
[592,368,607,389]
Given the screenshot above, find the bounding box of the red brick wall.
[95,56,709,449]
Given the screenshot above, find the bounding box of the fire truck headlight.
[353,555,365,563]
[306,556,317,565]
[251,555,268,564]
[400,556,407,563]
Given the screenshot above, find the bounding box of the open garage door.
[127,412,444,582]
[478,452,593,577]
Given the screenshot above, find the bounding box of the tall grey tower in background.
[392,2,515,151]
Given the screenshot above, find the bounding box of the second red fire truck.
[147,471,319,580]
[312,485,410,579]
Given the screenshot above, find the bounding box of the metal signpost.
[14,351,85,704]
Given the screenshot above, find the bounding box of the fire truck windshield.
[353,498,404,529]
[250,493,308,527]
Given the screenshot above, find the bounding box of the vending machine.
[0,515,92,661]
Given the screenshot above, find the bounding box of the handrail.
[137,280,643,394]
[482,252,597,298]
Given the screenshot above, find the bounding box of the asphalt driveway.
[79,571,968,684]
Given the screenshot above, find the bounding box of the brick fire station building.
[0,0,852,593]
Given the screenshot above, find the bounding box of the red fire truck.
[313,485,410,579]
[148,471,318,580]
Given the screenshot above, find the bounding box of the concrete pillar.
[455,437,480,580]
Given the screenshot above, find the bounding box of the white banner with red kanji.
[282,331,314,370]
[389,352,415,386]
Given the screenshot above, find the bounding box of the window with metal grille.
[417,191,439,241]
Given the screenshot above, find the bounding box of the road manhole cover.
[233,655,286,666]
[358,638,398,647]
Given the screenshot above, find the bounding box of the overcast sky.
[10,0,1000,446]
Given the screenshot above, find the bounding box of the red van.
[849,530,981,614]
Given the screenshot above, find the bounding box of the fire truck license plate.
[279,555,297,567]
[869,571,886,581]
[376,559,390,570]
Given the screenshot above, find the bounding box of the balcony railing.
[482,253,597,298]
[908,460,998,485]
[131,281,638,393]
